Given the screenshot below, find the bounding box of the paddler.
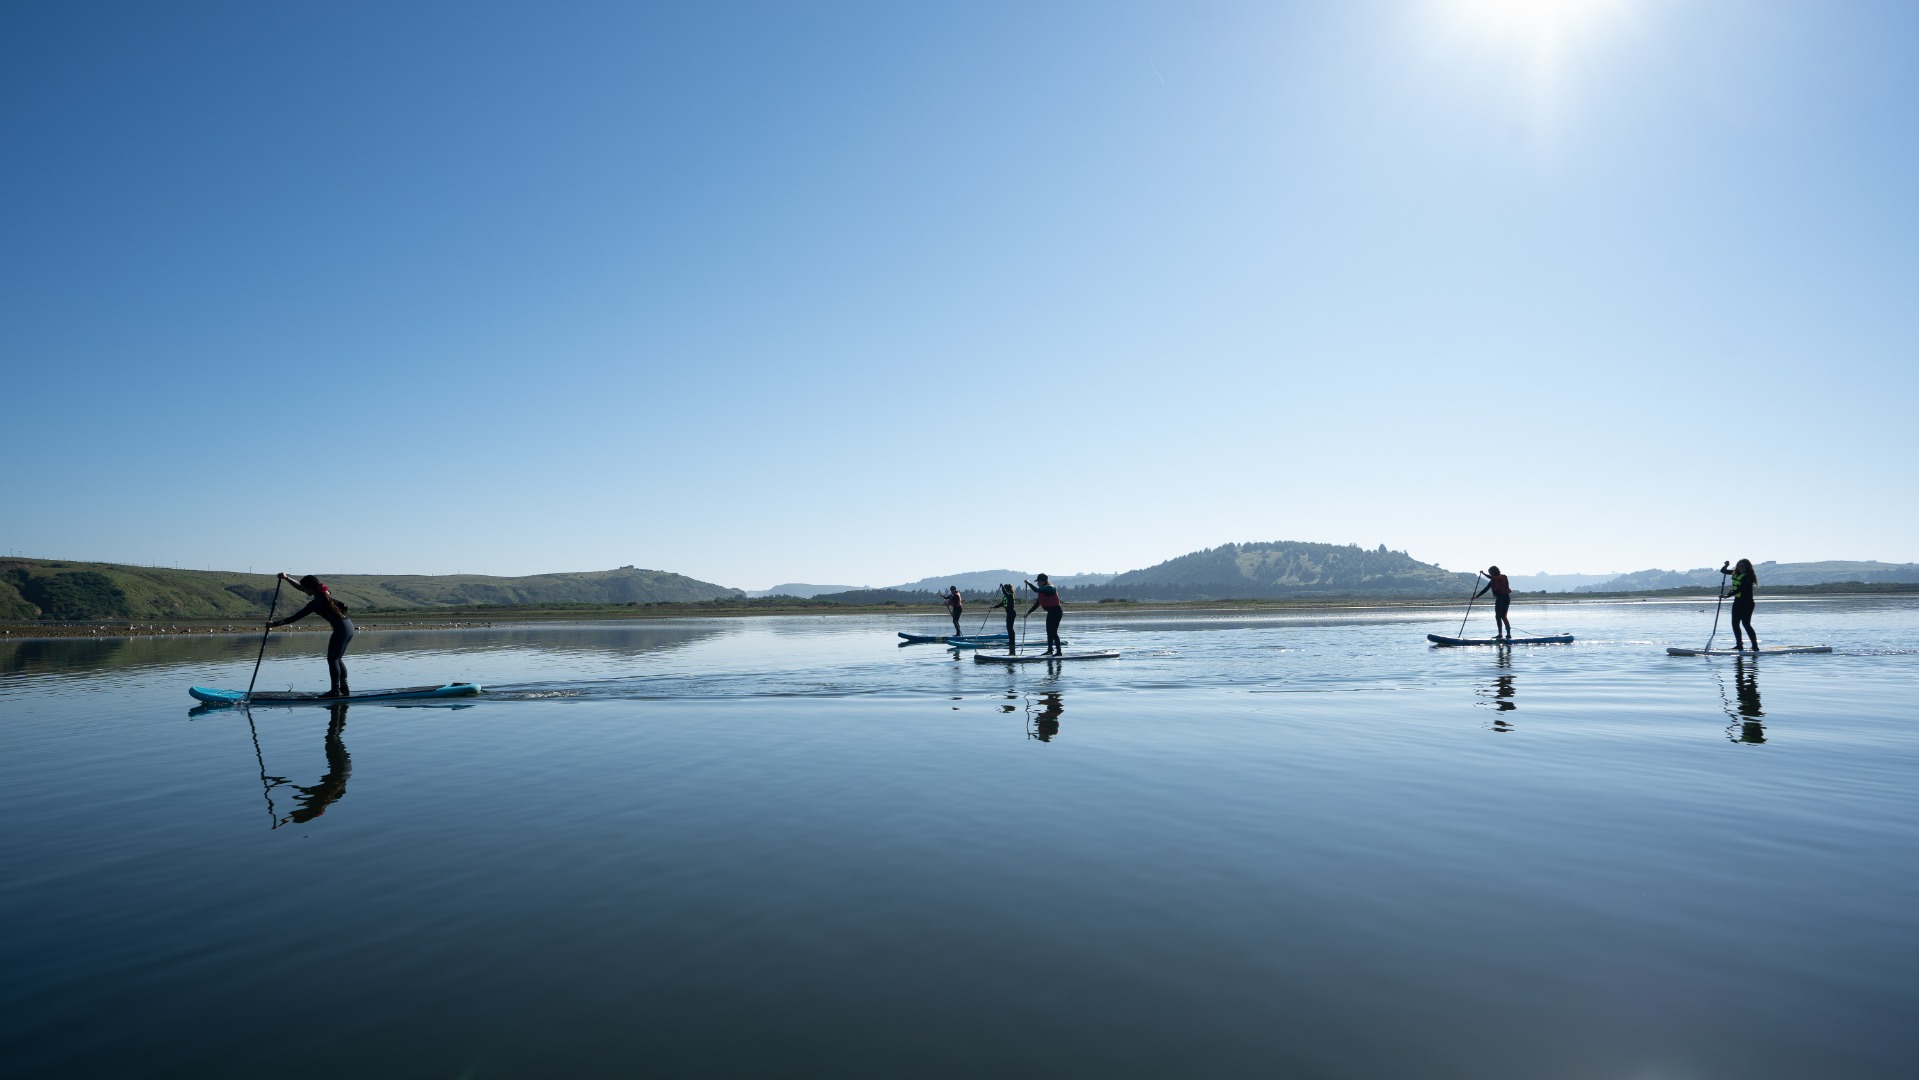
[269,573,355,697]
[1721,558,1759,650]
[1024,574,1065,656]
[1472,565,1513,640]
[989,583,1018,645]
[940,585,964,636]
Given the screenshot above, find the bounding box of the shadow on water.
[1718,655,1767,745]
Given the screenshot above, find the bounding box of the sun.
[1449,0,1625,44]
[1438,0,1631,125]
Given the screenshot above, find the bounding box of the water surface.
[4,600,1918,1077]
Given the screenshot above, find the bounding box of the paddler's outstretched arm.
[269,597,322,628]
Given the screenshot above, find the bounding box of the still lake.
[4,598,1918,1078]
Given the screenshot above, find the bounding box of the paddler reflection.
[1724,655,1766,744]
[285,701,353,823]
[1475,650,1518,726]
[239,700,355,829]
[1027,691,1064,742]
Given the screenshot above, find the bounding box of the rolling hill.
[1098,541,1472,600]
[0,559,741,621]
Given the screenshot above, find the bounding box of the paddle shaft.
[1705,577,1728,653]
[245,577,283,700]
[1456,572,1484,638]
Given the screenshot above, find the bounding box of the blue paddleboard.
[189,683,483,706]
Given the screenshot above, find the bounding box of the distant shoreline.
[5,586,1914,640]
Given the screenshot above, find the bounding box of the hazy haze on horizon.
[5,0,1914,588]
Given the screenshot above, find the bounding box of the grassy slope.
[0,559,742,620]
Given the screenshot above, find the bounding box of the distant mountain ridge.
[884,570,1118,593]
[0,559,740,621]
[744,583,868,599]
[1575,560,1919,592]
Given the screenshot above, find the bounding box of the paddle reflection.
[1722,656,1766,745]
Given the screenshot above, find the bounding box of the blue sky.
[4,0,1914,589]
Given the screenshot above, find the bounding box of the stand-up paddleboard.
[189,683,482,706]
[899,632,1010,644]
[1428,634,1573,646]
[974,651,1119,664]
[950,637,1066,649]
[1665,645,1831,657]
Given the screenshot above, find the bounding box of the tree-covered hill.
[0,559,741,621]
[1099,541,1473,600]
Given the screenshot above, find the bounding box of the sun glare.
[1450,0,1624,44]
[1440,0,1631,127]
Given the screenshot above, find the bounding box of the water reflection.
[1720,656,1766,745]
[1027,691,1064,742]
[233,702,355,830]
[1475,648,1517,730]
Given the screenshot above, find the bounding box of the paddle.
[1703,561,1730,654]
[1456,571,1485,639]
[245,575,284,702]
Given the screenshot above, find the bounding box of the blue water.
[4,599,1918,1077]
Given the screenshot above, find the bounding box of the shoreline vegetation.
[6,583,1916,640]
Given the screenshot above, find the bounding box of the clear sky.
[4,0,1914,590]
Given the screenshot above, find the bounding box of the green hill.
[1100,541,1472,600]
[0,559,741,621]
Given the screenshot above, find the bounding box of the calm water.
[4,599,1918,1078]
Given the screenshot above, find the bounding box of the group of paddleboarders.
[261,559,1771,692]
[936,575,1067,655]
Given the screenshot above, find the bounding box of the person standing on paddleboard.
[1722,559,1759,651]
[268,573,355,697]
[1473,566,1513,640]
[940,586,964,636]
[990,583,1019,643]
[1024,574,1064,656]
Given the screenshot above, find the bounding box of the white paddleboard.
[1666,645,1832,657]
[973,651,1119,664]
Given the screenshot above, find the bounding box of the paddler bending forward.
[1025,574,1064,656]
[269,573,355,697]
[1473,565,1513,640]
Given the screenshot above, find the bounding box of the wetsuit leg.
[1732,599,1756,647]
[951,608,962,635]
[1045,609,1063,653]
[1005,611,1016,641]
[1494,595,1511,636]
[327,620,356,693]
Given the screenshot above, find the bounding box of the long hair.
[1734,558,1754,580]
[300,574,349,615]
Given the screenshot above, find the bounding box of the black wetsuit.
[1033,584,1063,653]
[945,593,963,635]
[287,593,355,691]
[1725,568,1757,645]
